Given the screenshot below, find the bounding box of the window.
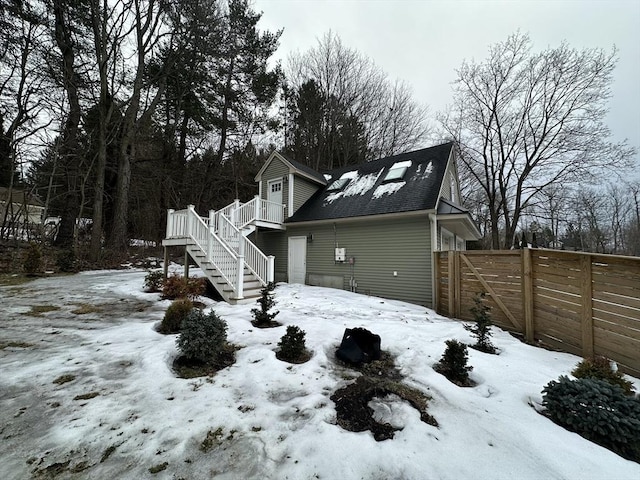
[327,178,349,192]
[383,160,411,183]
[271,182,282,193]
[326,171,356,192]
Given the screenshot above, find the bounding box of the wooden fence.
[434,249,640,377]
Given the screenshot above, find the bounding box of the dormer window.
[383,160,411,183]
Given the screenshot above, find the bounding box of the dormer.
[254,151,327,218]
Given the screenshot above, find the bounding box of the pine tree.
[251,282,279,327]
[465,292,496,353]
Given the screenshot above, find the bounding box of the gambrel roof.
[287,142,455,223]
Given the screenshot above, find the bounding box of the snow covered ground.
[1,267,639,479]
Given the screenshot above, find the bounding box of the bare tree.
[442,32,635,249]
[287,31,429,168]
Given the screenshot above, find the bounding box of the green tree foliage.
[251,282,279,327]
[277,325,307,362]
[176,308,228,364]
[465,292,496,353]
[434,339,473,386]
[572,356,634,396]
[542,376,640,462]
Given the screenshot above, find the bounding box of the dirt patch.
[276,349,312,364]
[172,344,240,379]
[52,374,75,385]
[70,303,102,315]
[331,351,438,441]
[331,376,438,441]
[26,305,60,317]
[0,341,33,349]
[73,392,100,401]
[250,320,282,328]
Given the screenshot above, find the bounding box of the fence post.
[255,195,261,222]
[267,255,275,283]
[434,252,440,313]
[580,255,594,358]
[522,248,534,343]
[454,251,461,318]
[235,238,245,300]
[166,209,174,238]
[447,252,455,317]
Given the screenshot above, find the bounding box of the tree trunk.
[52,0,82,250]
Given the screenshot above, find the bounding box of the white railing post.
[187,205,195,238]
[209,209,215,228]
[166,209,175,237]
[235,237,245,299]
[255,195,261,222]
[267,255,275,283]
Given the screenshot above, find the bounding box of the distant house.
[0,187,44,227]
[164,142,481,306]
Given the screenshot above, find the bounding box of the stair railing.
[185,206,243,299]
[217,210,274,285]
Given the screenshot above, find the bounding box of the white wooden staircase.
[162,196,285,304]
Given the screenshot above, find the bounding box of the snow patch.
[325,169,384,203]
[372,181,406,199]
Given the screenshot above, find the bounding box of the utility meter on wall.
[335,248,346,262]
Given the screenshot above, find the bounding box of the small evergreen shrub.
[159,298,193,334]
[56,249,76,272]
[144,270,164,293]
[176,309,228,365]
[542,376,640,462]
[572,356,635,396]
[277,325,307,362]
[434,339,473,386]
[162,273,205,300]
[251,282,279,327]
[465,292,496,353]
[23,243,43,275]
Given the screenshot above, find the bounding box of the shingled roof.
[287,142,454,223]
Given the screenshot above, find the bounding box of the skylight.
[326,171,357,192]
[383,160,411,183]
[327,178,349,192]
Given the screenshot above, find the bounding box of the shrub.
[572,356,635,395]
[56,249,76,272]
[465,292,496,353]
[162,273,205,300]
[159,298,193,334]
[277,325,307,362]
[144,270,164,293]
[251,282,279,327]
[176,309,228,364]
[434,339,473,386]
[542,376,640,461]
[23,242,43,275]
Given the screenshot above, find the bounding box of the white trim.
[288,236,307,284]
[267,178,283,205]
[288,173,294,217]
[429,213,438,307]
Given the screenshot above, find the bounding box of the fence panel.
[435,249,640,377]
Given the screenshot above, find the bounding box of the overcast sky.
[255,0,640,169]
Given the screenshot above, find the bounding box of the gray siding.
[260,159,289,204]
[292,176,320,214]
[263,216,433,307]
[254,229,288,283]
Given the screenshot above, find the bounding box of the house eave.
[254,151,327,186]
[284,209,434,227]
[437,214,482,240]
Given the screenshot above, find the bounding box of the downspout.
[288,173,294,217]
[429,212,438,308]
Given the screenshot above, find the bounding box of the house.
[163,142,481,306]
[0,187,44,228]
